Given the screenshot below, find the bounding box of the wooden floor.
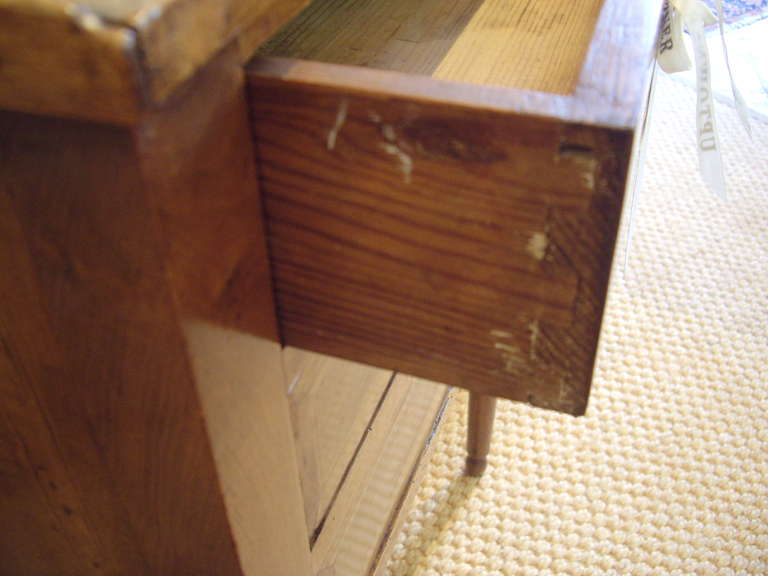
[260,0,605,94]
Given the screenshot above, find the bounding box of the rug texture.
[382,72,768,576]
[704,0,768,23]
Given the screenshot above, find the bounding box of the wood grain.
[146,46,312,574]
[0,0,310,123]
[137,45,278,340]
[282,347,391,537]
[0,110,243,575]
[370,385,451,576]
[0,45,306,575]
[183,323,313,576]
[0,192,133,574]
[0,0,142,124]
[253,0,662,130]
[434,0,604,94]
[311,375,448,576]
[260,0,604,94]
[248,75,632,414]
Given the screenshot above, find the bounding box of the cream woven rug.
[382,72,768,576]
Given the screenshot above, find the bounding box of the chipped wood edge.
[247,54,653,132]
[574,0,664,129]
[0,0,311,123]
[248,70,635,413]
[0,0,143,124]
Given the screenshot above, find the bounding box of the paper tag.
[689,16,727,197]
[626,0,753,271]
[657,1,692,73]
[655,0,754,198]
[669,0,731,197]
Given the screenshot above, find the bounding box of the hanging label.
[689,15,727,197]
[666,0,729,197]
[627,0,753,270]
[657,0,692,73]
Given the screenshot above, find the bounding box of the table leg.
[465,392,497,476]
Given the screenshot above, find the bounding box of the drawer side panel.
[249,76,633,415]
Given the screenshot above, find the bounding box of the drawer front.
[246,0,661,415]
[248,69,632,415]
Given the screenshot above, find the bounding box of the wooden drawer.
[0,2,662,574]
[247,0,662,415]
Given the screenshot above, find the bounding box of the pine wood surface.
[311,374,448,576]
[252,0,662,129]
[183,323,313,576]
[282,347,392,537]
[260,0,605,95]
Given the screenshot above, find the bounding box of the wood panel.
[0,192,130,574]
[0,44,308,575]
[256,0,662,128]
[260,0,604,94]
[371,385,452,576]
[0,110,242,575]
[137,44,278,340]
[0,0,142,124]
[144,46,312,575]
[248,74,632,415]
[282,348,392,537]
[183,323,313,576]
[0,0,310,123]
[312,375,448,576]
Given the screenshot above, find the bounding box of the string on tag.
[623,0,753,272]
[714,0,753,137]
[623,62,658,274]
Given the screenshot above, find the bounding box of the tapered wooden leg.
[465,392,497,476]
